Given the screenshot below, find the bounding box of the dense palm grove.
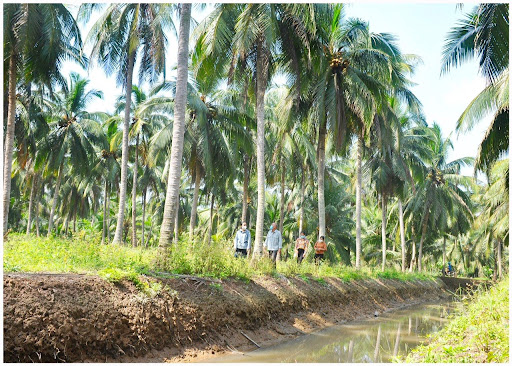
[3,3,508,278]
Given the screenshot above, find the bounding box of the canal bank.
[4,273,461,362]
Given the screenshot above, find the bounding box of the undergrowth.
[4,233,435,285]
[403,278,509,363]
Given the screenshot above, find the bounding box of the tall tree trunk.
[107,186,111,243]
[241,155,250,224]
[207,193,215,245]
[174,193,179,245]
[35,188,40,237]
[491,240,498,280]
[113,50,136,244]
[409,241,416,272]
[102,179,108,245]
[355,134,363,269]
[299,167,306,234]
[73,212,77,233]
[131,133,139,246]
[64,213,70,235]
[141,188,146,247]
[189,163,201,241]
[159,4,191,248]
[398,198,406,272]
[417,205,431,272]
[497,239,502,279]
[279,162,286,233]
[317,123,327,240]
[47,162,64,236]
[381,194,387,271]
[442,236,446,269]
[253,37,268,259]
[26,174,38,235]
[3,53,17,233]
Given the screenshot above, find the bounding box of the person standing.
[234,222,251,258]
[314,236,327,265]
[264,222,282,265]
[295,231,309,264]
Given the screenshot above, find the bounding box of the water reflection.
[206,302,458,363]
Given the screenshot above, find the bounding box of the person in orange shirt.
[314,236,327,265]
[294,231,309,264]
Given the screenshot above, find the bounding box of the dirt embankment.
[4,273,452,363]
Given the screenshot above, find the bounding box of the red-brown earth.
[4,273,454,363]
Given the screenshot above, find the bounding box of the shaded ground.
[4,273,454,363]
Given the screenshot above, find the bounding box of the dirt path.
[4,273,452,363]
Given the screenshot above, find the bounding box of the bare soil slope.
[4,273,450,362]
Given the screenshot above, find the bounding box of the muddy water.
[206,302,459,363]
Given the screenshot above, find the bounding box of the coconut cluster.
[427,168,445,186]
[330,52,349,73]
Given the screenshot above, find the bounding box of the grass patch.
[4,233,435,285]
[403,278,509,363]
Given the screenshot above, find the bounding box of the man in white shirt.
[234,222,251,258]
[264,222,282,265]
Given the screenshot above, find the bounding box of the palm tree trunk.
[381,194,387,271]
[241,155,250,224]
[207,193,215,245]
[26,174,38,235]
[107,186,111,243]
[355,134,363,269]
[189,163,201,241]
[299,167,305,234]
[442,236,446,269]
[409,242,416,272]
[102,179,108,245]
[64,213,70,235]
[398,198,406,272]
[493,240,498,281]
[174,194,179,245]
[253,37,268,259]
[141,187,146,247]
[73,212,77,232]
[48,162,64,236]
[317,123,327,240]
[497,239,502,279]
[131,133,139,246]
[35,188,40,237]
[113,50,136,245]
[418,206,431,272]
[279,163,286,233]
[3,53,18,233]
[159,3,191,248]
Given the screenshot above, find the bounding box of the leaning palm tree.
[442,3,509,174]
[80,3,174,244]
[3,3,84,232]
[35,72,104,236]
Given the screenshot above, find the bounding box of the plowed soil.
[3,273,451,363]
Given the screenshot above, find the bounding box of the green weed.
[403,278,509,363]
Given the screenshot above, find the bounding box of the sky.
[62,2,491,178]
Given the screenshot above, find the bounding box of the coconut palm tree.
[113,85,169,245]
[442,4,509,174]
[35,72,103,236]
[408,124,474,271]
[158,4,192,248]
[81,3,174,244]
[3,3,84,232]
